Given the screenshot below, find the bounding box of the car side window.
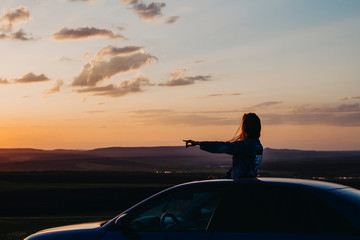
[209,183,357,234]
[127,185,223,232]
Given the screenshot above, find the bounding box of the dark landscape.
[0,147,359,240]
[0,147,359,177]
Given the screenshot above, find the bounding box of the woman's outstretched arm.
[184,139,247,155]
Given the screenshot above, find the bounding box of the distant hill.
[0,147,359,177]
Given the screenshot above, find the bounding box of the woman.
[184,113,263,179]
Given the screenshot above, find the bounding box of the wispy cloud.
[0,29,35,41]
[0,33,7,39]
[59,56,72,61]
[0,6,31,30]
[0,6,34,41]
[43,79,64,95]
[82,52,92,61]
[164,16,180,24]
[72,46,156,87]
[130,102,360,127]
[11,28,34,41]
[339,96,360,101]
[290,103,360,113]
[53,27,125,40]
[195,93,241,99]
[262,103,360,126]
[0,77,10,84]
[130,109,173,115]
[159,68,212,87]
[130,110,237,126]
[75,74,153,97]
[122,0,165,21]
[121,0,179,23]
[96,45,143,60]
[14,72,50,83]
[84,110,106,114]
[252,101,283,108]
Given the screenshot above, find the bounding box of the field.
[1,170,360,240]
[0,171,224,240]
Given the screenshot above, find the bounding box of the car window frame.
[122,182,228,233]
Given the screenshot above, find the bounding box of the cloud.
[43,79,64,95]
[164,16,180,24]
[96,45,143,60]
[122,0,140,4]
[84,110,106,114]
[262,103,360,126]
[122,0,166,21]
[72,49,156,87]
[60,56,72,61]
[130,109,173,114]
[14,72,50,83]
[53,27,125,40]
[252,101,283,108]
[0,78,10,84]
[289,103,360,113]
[159,68,212,87]
[0,6,34,41]
[133,2,166,20]
[0,6,31,30]
[82,52,92,61]
[195,93,241,99]
[130,102,360,127]
[130,110,237,126]
[75,74,153,97]
[0,33,8,39]
[339,96,360,101]
[0,28,34,41]
[11,28,34,41]
[73,45,156,98]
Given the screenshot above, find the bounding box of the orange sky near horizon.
[0,115,359,151]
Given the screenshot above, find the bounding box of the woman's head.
[241,113,261,139]
[232,113,261,141]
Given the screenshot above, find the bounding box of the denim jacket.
[199,139,263,179]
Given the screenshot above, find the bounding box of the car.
[25,178,360,240]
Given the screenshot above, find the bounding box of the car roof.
[176,177,350,191]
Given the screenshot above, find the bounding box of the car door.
[208,182,359,240]
[102,183,223,240]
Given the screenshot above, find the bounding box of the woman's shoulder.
[233,138,261,146]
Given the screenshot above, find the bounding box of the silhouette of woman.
[184,113,263,179]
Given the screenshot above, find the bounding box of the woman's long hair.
[230,113,261,142]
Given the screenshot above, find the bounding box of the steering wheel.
[160,212,182,231]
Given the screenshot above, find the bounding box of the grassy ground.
[0,171,223,240]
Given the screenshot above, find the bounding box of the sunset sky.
[0,0,359,150]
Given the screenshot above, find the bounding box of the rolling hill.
[0,147,359,177]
